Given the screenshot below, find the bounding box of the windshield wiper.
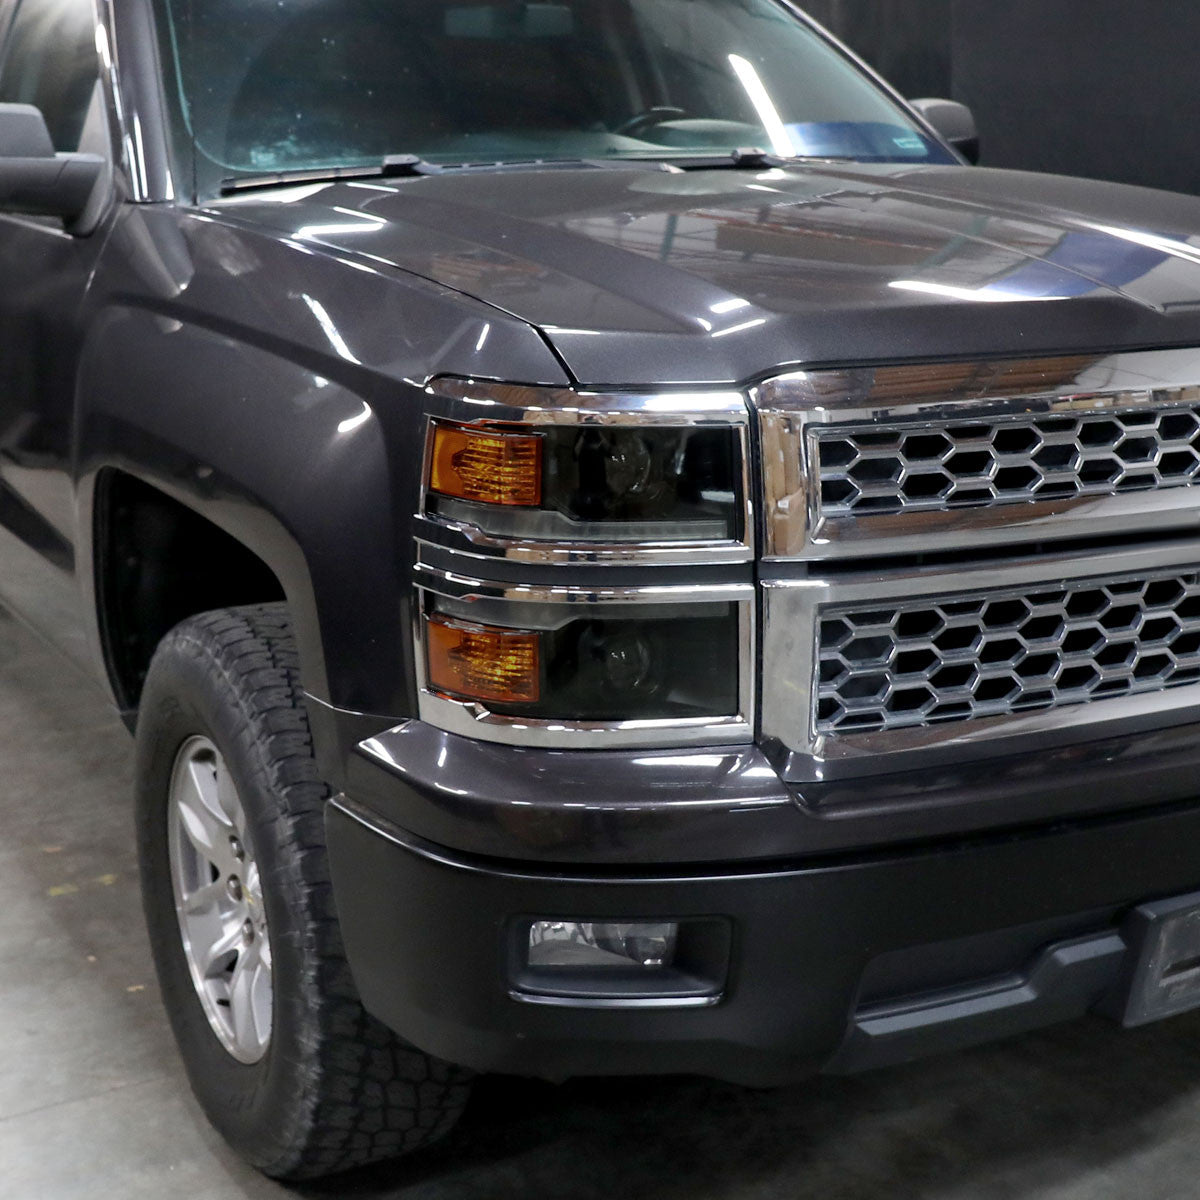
[219,153,668,196]
[217,147,845,195]
[218,146,850,194]
[727,148,784,169]
[606,148,853,171]
[219,155,448,195]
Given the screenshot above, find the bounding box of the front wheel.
[135,604,472,1179]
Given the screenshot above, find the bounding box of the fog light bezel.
[510,916,732,1007]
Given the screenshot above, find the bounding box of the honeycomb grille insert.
[816,406,1200,517]
[816,570,1200,735]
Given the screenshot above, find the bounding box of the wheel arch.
[92,468,291,712]
[76,303,421,727]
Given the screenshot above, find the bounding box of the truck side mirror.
[910,98,980,165]
[0,103,106,232]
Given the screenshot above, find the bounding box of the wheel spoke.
[177,761,233,872]
[244,860,262,905]
[229,939,271,1053]
[249,957,272,1043]
[215,759,247,840]
[181,878,224,917]
[199,918,244,979]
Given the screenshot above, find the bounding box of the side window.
[0,0,99,153]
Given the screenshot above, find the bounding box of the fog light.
[529,921,679,969]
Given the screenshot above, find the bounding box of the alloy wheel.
[167,736,273,1064]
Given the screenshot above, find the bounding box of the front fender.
[74,205,570,720]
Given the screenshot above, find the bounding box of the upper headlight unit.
[427,418,744,544]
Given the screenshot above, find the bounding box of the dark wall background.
[802,0,952,100]
[802,0,1200,196]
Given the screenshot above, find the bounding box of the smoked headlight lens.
[424,601,740,721]
[543,426,740,535]
[427,422,742,542]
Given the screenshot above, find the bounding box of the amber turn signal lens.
[430,422,542,507]
[427,616,541,705]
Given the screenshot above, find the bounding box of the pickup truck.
[7,0,1200,1182]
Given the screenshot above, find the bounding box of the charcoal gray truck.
[8,0,1200,1180]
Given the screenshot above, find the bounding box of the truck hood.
[214,162,1200,386]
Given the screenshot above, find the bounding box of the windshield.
[155,0,955,195]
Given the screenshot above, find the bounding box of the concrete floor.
[6,608,1200,1199]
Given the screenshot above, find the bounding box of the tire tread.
[146,603,471,1180]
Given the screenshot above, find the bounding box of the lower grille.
[817,568,1200,735]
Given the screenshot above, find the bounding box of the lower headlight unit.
[422,598,741,721]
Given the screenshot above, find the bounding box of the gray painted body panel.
[76,204,568,715]
[212,163,1200,386]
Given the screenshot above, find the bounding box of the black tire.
[135,603,472,1180]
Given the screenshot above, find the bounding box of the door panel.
[0,0,114,664]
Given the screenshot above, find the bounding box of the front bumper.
[311,704,1200,866]
[326,773,1200,1085]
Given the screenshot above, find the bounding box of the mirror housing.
[0,103,106,232]
[910,98,980,165]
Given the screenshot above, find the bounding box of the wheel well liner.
[95,469,286,711]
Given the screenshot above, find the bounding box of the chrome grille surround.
[755,350,1200,561]
[760,541,1200,784]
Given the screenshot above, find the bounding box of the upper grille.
[816,406,1200,518]
[816,568,1200,735]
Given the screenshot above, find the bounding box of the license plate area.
[1118,892,1200,1026]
